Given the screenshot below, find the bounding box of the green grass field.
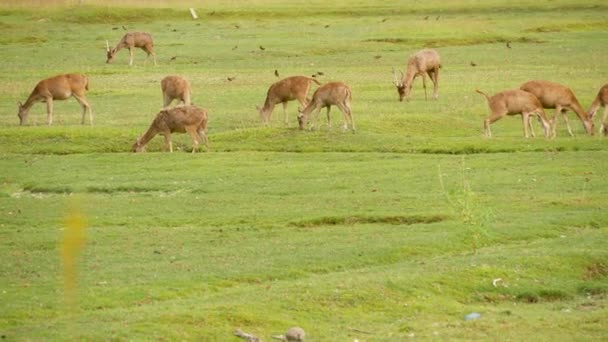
[1,1,607,340]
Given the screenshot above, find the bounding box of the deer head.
[17,101,27,125]
[106,40,117,63]
[392,68,408,102]
[131,137,145,152]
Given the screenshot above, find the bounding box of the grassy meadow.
[0,0,607,340]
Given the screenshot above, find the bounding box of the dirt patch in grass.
[583,261,608,280]
[290,214,449,228]
[0,35,47,45]
[515,289,572,303]
[364,36,544,48]
[524,21,608,33]
[86,186,166,194]
[23,184,72,194]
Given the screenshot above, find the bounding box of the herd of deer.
[15,32,608,153]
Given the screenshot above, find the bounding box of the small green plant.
[438,156,494,253]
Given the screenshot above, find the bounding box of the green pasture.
[0,1,607,340]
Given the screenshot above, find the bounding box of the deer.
[17,73,92,126]
[520,80,594,137]
[476,89,552,138]
[257,76,321,125]
[392,48,441,102]
[161,75,192,108]
[132,105,209,153]
[587,83,608,136]
[106,32,157,66]
[297,82,354,132]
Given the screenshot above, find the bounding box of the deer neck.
[402,68,417,87]
[137,125,160,148]
[21,91,41,112]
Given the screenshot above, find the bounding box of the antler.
[105,40,110,52]
[391,67,402,87]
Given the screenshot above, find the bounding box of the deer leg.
[561,109,574,137]
[129,48,134,66]
[325,106,332,129]
[421,73,428,101]
[432,67,439,100]
[46,97,54,125]
[427,70,437,100]
[337,102,355,132]
[73,94,92,125]
[600,106,608,136]
[187,129,200,153]
[198,129,209,151]
[527,115,536,138]
[162,133,173,152]
[282,102,289,125]
[484,110,506,138]
[554,105,574,137]
[522,113,531,138]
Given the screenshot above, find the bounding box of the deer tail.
[84,75,89,91]
[475,89,490,102]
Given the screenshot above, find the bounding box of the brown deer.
[106,32,157,66]
[392,49,441,102]
[476,89,552,138]
[520,80,594,136]
[257,76,321,125]
[161,75,192,108]
[132,105,209,153]
[297,82,354,132]
[587,84,608,135]
[17,73,92,126]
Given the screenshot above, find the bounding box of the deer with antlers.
[520,80,594,137]
[587,83,608,136]
[106,32,157,66]
[161,75,192,108]
[257,76,321,125]
[392,49,441,102]
[132,105,209,153]
[297,82,354,132]
[476,89,552,138]
[17,73,92,126]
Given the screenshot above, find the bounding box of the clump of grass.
[583,261,608,280]
[524,21,608,33]
[86,185,162,194]
[290,214,448,228]
[515,289,572,303]
[364,36,543,48]
[437,156,494,253]
[23,184,72,194]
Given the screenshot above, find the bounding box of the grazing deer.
[476,89,552,138]
[132,105,209,153]
[161,75,192,108]
[297,82,354,132]
[520,80,594,136]
[392,49,441,102]
[587,84,608,135]
[257,76,321,125]
[17,73,92,126]
[106,32,157,66]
